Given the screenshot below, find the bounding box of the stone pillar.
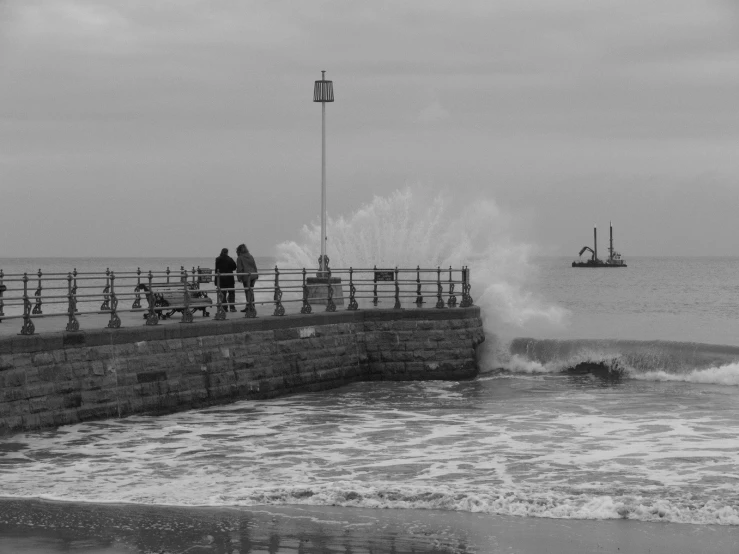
[306,277,345,306]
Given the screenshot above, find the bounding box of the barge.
[572,222,627,268]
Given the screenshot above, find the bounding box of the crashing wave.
[275,187,569,335]
[493,337,739,384]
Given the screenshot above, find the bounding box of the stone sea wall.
[0,308,484,435]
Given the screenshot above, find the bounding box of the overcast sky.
[1,0,738,258]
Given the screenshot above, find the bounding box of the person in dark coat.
[215,248,237,312]
[236,244,258,311]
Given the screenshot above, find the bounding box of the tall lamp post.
[314,71,333,275]
[306,71,344,307]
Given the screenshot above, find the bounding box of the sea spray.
[276,187,568,366]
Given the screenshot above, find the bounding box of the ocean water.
[2,254,739,529]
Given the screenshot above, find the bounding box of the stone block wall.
[0,307,484,435]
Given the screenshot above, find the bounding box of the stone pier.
[0,307,484,435]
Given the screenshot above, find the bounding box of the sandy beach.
[0,499,737,553]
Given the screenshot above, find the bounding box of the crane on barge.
[572,222,627,267]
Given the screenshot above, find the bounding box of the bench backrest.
[146,284,211,306]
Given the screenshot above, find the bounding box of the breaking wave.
[495,338,739,385]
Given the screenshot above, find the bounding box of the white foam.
[3,379,739,526]
[633,362,739,386]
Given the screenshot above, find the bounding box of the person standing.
[215,248,237,312]
[236,244,258,311]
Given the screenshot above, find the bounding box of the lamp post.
[314,70,334,275]
[306,71,344,307]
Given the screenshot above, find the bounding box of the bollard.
[65,272,80,332]
[273,266,285,316]
[347,267,358,310]
[107,271,121,328]
[300,268,312,314]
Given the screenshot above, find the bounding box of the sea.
[1,254,739,535]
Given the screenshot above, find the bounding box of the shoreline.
[1,498,738,553]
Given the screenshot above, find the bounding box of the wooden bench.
[139,283,212,319]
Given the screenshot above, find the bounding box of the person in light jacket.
[236,243,258,311]
[215,248,237,312]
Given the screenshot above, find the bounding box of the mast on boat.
[609,221,613,262]
[594,225,597,262]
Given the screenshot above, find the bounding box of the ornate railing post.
[65,272,79,332]
[192,266,197,286]
[107,271,121,328]
[20,272,35,335]
[467,266,473,306]
[72,268,78,312]
[300,268,312,314]
[435,266,445,309]
[32,269,43,315]
[180,268,193,323]
[100,268,111,311]
[460,266,473,307]
[347,267,358,310]
[273,266,285,316]
[447,266,457,308]
[0,269,5,321]
[132,267,142,309]
[415,265,423,307]
[373,265,379,306]
[393,267,401,309]
[325,267,336,312]
[166,266,171,284]
[145,270,159,326]
[214,270,226,320]
[245,272,257,318]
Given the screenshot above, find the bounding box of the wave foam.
[215,483,739,526]
[634,362,739,386]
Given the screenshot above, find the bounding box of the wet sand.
[0,499,737,553]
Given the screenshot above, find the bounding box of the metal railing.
[0,265,473,335]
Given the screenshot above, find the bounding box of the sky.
[1,0,738,258]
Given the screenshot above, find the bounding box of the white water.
[276,187,568,336]
[2,377,739,526]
